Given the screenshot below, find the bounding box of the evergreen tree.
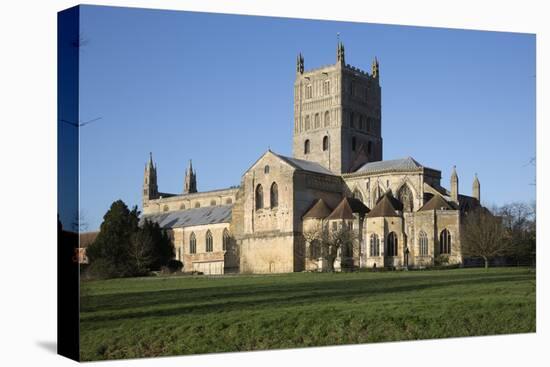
[86,200,140,278]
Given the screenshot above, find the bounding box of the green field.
[80,267,536,361]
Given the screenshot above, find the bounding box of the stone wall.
[143,187,239,215]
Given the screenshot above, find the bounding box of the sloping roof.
[326,197,370,220]
[274,152,336,176]
[141,205,232,229]
[355,157,423,174]
[79,231,99,248]
[347,197,370,215]
[303,199,333,219]
[367,194,401,218]
[419,194,454,211]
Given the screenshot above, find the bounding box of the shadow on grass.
[80,271,533,324]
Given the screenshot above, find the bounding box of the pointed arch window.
[419,231,428,256]
[351,137,357,151]
[205,230,213,252]
[223,229,230,251]
[305,116,310,130]
[370,234,380,257]
[439,229,451,254]
[398,184,414,212]
[314,113,320,129]
[304,139,310,154]
[367,141,373,155]
[387,232,398,257]
[270,182,279,208]
[255,184,264,210]
[189,232,196,254]
[322,136,329,151]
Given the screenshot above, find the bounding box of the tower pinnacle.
[184,159,197,194]
[450,165,459,203]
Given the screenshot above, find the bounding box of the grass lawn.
[79,267,536,361]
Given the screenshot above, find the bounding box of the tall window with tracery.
[370,234,380,256]
[418,231,428,256]
[223,229,230,251]
[387,232,398,256]
[205,230,213,252]
[439,229,451,254]
[189,232,196,254]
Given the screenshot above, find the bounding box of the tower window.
[264,165,270,174]
[322,136,329,151]
[351,137,357,151]
[304,139,310,154]
[324,111,330,127]
[305,115,310,130]
[323,80,331,95]
[367,141,372,155]
[350,111,355,128]
[314,113,320,129]
[305,85,312,99]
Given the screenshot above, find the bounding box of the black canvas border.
[57,5,80,362]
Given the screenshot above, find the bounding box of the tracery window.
[419,231,428,256]
[387,232,398,257]
[370,234,380,257]
[205,230,213,252]
[439,229,452,254]
[189,232,196,254]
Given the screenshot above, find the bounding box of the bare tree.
[462,208,508,269]
[128,231,155,275]
[498,202,536,266]
[303,221,359,272]
[72,209,89,232]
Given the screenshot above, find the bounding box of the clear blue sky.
[78,5,535,231]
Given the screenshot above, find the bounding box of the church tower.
[183,159,197,194]
[143,152,158,203]
[292,42,383,174]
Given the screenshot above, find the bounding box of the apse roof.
[355,157,423,174]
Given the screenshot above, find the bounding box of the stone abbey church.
[142,43,482,275]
